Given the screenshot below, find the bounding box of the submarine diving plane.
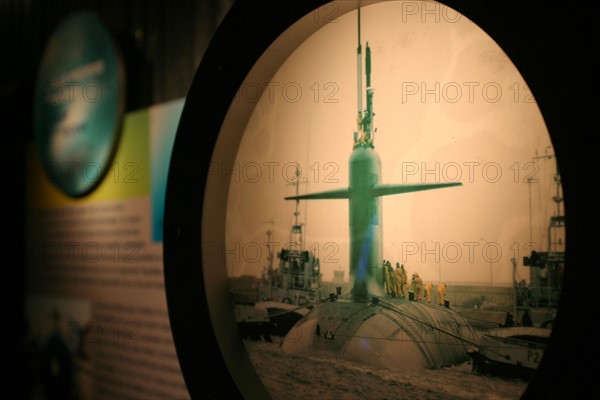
[281,7,475,371]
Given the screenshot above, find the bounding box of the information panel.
[25,98,188,400]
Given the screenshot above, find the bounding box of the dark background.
[2,0,595,398]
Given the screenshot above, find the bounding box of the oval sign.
[33,11,125,197]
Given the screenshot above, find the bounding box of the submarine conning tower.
[283,6,462,303]
[348,146,383,302]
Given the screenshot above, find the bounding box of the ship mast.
[263,219,275,296]
[289,166,304,250]
[524,147,564,308]
[532,148,564,255]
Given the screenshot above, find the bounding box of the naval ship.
[468,150,564,379]
[233,172,323,340]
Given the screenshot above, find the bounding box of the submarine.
[280,7,475,370]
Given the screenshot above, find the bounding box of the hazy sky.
[224,1,561,286]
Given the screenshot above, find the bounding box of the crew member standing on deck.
[383,260,392,295]
[394,263,403,298]
[521,309,533,327]
[409,273,416,300]
[437,282,447,306]
[411,273,423,301]
[424,282,433,303]
[387,261,396,297]
[399,264,408,299]
[502,312,516,327]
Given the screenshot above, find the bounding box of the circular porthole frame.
[164,1,584,398]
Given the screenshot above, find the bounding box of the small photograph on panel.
[25,295,93,400]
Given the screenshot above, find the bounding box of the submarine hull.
[281,298,475,370]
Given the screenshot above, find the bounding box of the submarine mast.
[354,8,376,150]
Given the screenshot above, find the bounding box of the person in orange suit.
[437,282,447,306]
[394,263,403,298]
[383,260,392,295]
[411,273,424,301]
[424,281,433,303]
